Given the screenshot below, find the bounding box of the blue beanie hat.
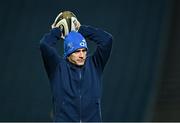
[64,31,88,58]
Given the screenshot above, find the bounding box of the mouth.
[77,59,84,62]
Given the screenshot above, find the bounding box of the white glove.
[71,16,81,32]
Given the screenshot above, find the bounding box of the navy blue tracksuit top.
[40,25,112,122]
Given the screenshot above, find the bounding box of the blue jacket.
[40,25,112,122]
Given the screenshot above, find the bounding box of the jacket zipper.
[79,70,82,123]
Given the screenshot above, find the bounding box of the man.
[40,11,112,122]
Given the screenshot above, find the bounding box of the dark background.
[0,0,180,121]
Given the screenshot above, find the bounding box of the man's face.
[67,48,87,66]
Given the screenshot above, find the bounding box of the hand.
[51,19,64,38]
[51,12,68,39]
[71,17,81,32]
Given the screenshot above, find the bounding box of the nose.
[79,51,84,58]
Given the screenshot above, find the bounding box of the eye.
[74,50,80,53]
[82,49,87,52]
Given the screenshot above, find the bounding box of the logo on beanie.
[67,42,74,50]
[80,39,87,47]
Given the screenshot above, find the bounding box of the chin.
[77,62,85,66]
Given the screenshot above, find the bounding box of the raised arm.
[78,25,113,72]
[39,28,62,79]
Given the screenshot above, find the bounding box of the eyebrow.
[76,49,87,52]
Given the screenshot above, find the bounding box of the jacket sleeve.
[78,25,113,72]
[39,28,62,78]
